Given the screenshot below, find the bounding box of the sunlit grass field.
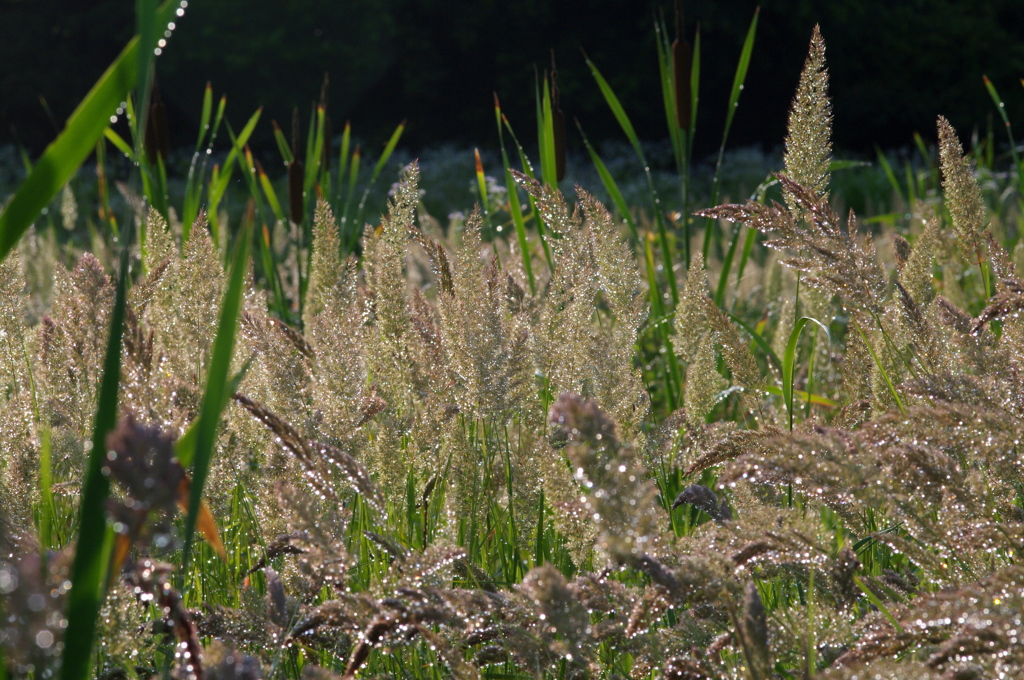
[3,4,1024,680]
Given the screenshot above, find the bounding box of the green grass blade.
[207,108,262,241]
[783,316,829,430]
[854,577,904,633]
[104,128,136,160]
[728,311,782,372]
[195,82,213,153]
[495,95,536,294]
[654,13,685,172]
[371,121,406,184]
[576,120,639,243]
[0,0,178,264]
[61,234,131,680]
[352,121,405,230]
[735,221,758,293]
[703,7,759,262]
[272,120,294,164]
[184,89,225,235]
[583,53,644,161]
[714,224,742,306]
[983,75,1023,195]
[584,52,677,305]
[539,74,558,187]
[208,107,262,208]
[182,222,253,573]
[721,8,759,145]
[256,161,285,223]
[854,322,905,414]
[474,148,490,218]
[762,383,836,408]
[37,426,54,550]
[503,113,555,272]
[337,120,352,190]
[341,146,361,250]
[303,106,327,215]
[875,146,906,207]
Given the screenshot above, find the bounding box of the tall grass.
[3,7,1024,680]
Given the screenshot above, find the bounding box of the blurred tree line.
[2,0,1023,157]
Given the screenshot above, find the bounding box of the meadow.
[3,3,1024,680]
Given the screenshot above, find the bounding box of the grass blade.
[195,81,213,153]
[0,0,178,264]
[371,121,406,183]
[272,119,295,164]
[584,51,678,305]
[337,120,352,190]
[983,75,1024,196]
[37,426,54,550]
[854,577,904,633]
[474,148,490,219]
[352,121,405,230]
[854,322,905,414]
[728,311,781,373]
[783,316,829,430]
[182,221,253,573]
[538,73,559,188]
[502,113,554,272]
[576,120,639,243]
[703,7,760,262]
[583,52,643,160]
[495,94,535,294]
[61,232,131,680]
[207,107,262,242]
[875,146,906,207]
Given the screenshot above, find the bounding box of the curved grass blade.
[854,577,904,633]
[854,322,905,414]
[182,221,253,574]
[703,7,759,262]
[61,231,131,680]
[761,384,836,408]
[728,311,781,372]
[783,316,829,430]
[584,52,643,160]
[983,75,1024,196]
[576,120,639,243]
[584,51,678,304]
[183,89,226,235]
[353,121,405,229]
[0,0,178,264]
[207,107,262,242]
[495,94,535,294]
[502,113,554,272]
[875,146,906,207]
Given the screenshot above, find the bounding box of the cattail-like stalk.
[144,86,169,163]
[289,107,305,224]
[322,111,332,172]
[288,158,305,224]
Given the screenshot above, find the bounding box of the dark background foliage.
[2,0,1023,157]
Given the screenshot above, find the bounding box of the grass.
[2,8,1024,680]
